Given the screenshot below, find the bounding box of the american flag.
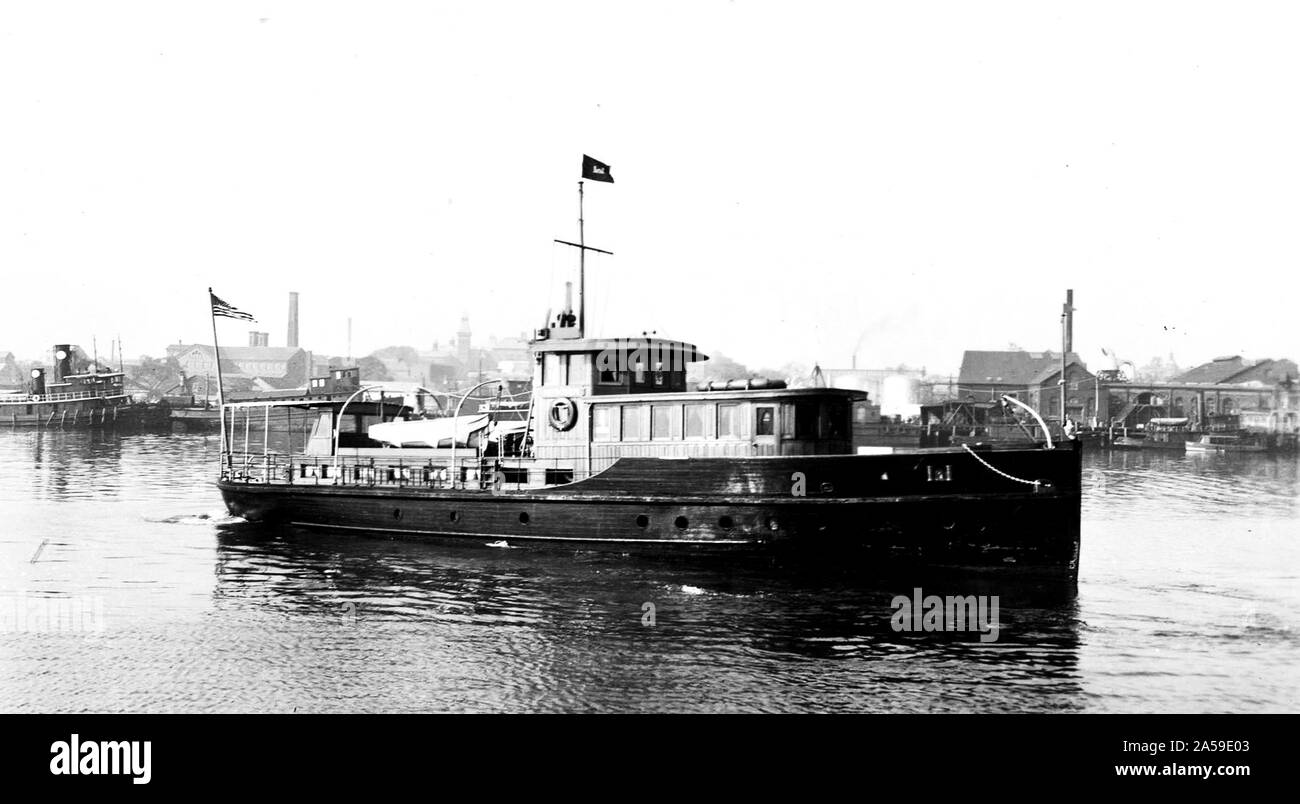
[210,291,255,322]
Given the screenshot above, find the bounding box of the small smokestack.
[288,291,300,348]
[564,282,573,321]
[53,344,73,383]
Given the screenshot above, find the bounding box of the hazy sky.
[3,2,1297,376]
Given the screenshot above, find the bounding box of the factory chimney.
[287,292,300,348]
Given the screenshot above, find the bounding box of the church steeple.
[456,315,472,364]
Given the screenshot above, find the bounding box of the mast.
[1060,289,1074,428]
[554,181,613,337]
[209,288,229,454]
[578,181,585,337]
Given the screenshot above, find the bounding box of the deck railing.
[26,391,127,403]
[220,452,596,490]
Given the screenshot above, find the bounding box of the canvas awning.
[368,414,490,448]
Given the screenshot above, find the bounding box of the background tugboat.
[0,343,169,429]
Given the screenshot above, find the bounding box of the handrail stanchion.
[449,378,506,490]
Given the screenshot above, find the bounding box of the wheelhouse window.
[544,354,564,386]
[652,405,682,440]
[717,403,741,438]
[823,402,848,440]
[684,403,712,439]
[598,369,622,386]
[621,405,647,441]
[756,406,775,436]
[593,406,616,441]
[794,401,818,439]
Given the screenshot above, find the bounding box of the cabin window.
[593,406,616,441]
[652,405,682,440]
[544,354,564,386]
[545,468,574,485]
[685,403,713,439]
[499,467,529,484]
[598,369,622,386]
[621,405,647,441]
[794,402,819,439]
[824,402,848,440]
[560,354,570,385]
[717,404,741,438]
[756,406,775,436]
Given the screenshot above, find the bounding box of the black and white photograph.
[1,0,1294,784]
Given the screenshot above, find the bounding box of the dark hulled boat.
[218,327,1082,580]
[217,178,1081,580]
[0,344,169,429]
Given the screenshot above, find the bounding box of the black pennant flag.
[581,155,614,183]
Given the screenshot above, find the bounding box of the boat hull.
[218,443,1083,580]
[0,398,170,429]
[1112,436,1188,451]
[170,407,223,432]
[1186,442,1267,454]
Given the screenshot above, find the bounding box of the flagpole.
[208,287,228,455]
[577,179,585,338]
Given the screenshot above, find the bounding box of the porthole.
[519,512,530,524]
[393,508,403,521]
[450,511,460,523]
[674,516,689,530]
[718,515,734,529]
[635,514,649,528]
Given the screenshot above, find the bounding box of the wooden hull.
[219,443,1083,580]
[0,398,170,429]
[170,407,223,431]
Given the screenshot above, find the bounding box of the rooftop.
[959,350,1086,386]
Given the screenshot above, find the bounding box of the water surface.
[1,431,1295,712]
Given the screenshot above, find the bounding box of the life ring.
[548,398,577,431]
